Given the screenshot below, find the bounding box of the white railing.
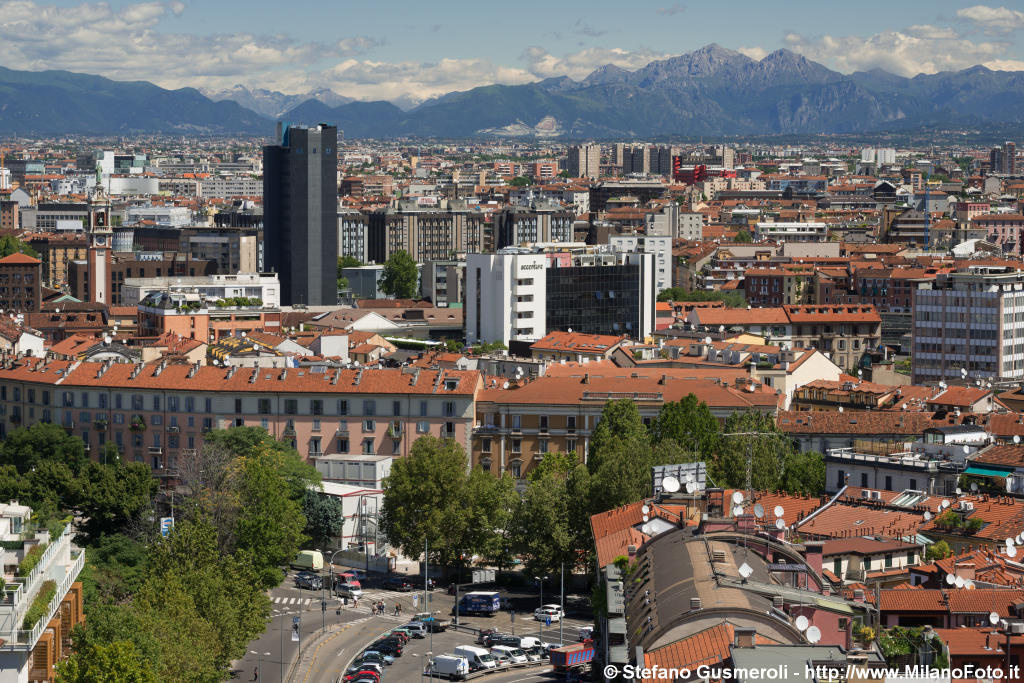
[20,548,85,650]
[0,525,76,650]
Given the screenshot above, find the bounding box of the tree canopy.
[656,287,746,307]
[0,235,38,259]
[379,249,419,299]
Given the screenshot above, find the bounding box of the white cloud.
[782,27,1011,76]
[657,3,686,16]
[521,46,670,80]
[737,46,768,60]
[957,5,1024,34]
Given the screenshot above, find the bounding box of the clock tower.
[86,194,112,305]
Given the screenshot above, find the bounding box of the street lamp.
[248,650,270,681]
[534,575,548,640]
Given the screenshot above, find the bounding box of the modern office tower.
[567,144,601,180]
[263,123,338,306]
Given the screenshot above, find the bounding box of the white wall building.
[122,272,281,307]
[678,212,704,241]
[754,221,828,243]
[609,234,672,295]
[125,205,193,228]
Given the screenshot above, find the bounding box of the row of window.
[478,437,577,455]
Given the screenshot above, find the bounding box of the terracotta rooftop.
[529,331,626,354]
[822,538,920,556]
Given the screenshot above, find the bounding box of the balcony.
[335,426,349,437]
[474,423,499,434]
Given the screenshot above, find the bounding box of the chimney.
[853,589,865,603]
[627,544,637,561]
[956,562,976,581]
[803,540,824,577]
[582,373,590,384]
[734,627,756,649]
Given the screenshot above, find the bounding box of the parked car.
[401,622,427,638]
[336,581,363,598]
[385,576,414,591]
[371,639,403,656]
[385,629,410,644]
[476,628,499,645]
[358,650,394,666]
[295,571,322,590]
[534,605,563,622]
[345,662,383,678]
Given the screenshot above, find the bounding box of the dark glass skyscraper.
[263,123,338,306]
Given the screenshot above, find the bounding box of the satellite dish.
[642,514,649,522]
[971,482,978,492]
[641,523,652,535]
[642,505,650,515]
[838,406,844,413]
[754,504,765,518]
[1016,435,1022,445]
[738,563,753,579]
[956,488,962,495]
[732,491,744,505]
[939,381,947,389]
[991,612,1001,625]
[685,481,695,494]
[662,476,680,493]
[924,511,932,521]
[774,505,785,518]
[941,500,949,509]
[775,519,785,530]
[103,335,111,345]
[965,579,975,590]
[961,367,968,376]
[733,505,744,517]
[795,615,809,631]
[805,626,821,644]
[704,336,713,345]
[1007,537,1015,548]
[955,576,964,588]
[1010,546,1019,558]
[945,574,956,585]
[963,445,971,455]
[686,472,694,483]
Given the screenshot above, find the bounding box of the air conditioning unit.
[960,501,974,511]
[871,491,882,500]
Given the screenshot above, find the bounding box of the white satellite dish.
[103,335,111,345]
[1015,435,1021,445]
[732,491,744,505]
[642,514,649,522]
[641,505,650,515]
[939,381,947,389]
[955,576,965,588]
[945,574,956,585]
[775,519,785,530]
[704,336,713,345]
[738,563,753,579]
[663,476,680,493]
[805,626,821,644]
[774,505,785,518]
[794,615,809,631]
[956,488,962,495]
[685,482,696,494]
[838,406,844,413]
[1010,546,1019,558]
[754,504,765,518]
[961,367,967,377]
[963,445,971,455]
[641,523,652,535]
[924,511,932,521]
[940,500,949,509]
[733,505,744,517]
[965,580,975,590]
[991,612,1001,625]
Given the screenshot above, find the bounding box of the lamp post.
[248,650,270,681]
[320,548,328,632]
[534,575,547,640]
[328,548,345,601]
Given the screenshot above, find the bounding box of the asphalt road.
[234,568,594,682]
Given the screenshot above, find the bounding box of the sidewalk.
[287,615,365,683]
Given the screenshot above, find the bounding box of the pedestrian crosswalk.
[272,596,316,605]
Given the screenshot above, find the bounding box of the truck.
[550,641,595,672]
[413,612,451,632]
[428,654,470,680]
[290,549,324,571]
[455,591,501,616]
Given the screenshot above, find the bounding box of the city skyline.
[2,1,1024,104]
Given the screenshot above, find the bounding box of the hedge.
[17,544,47,578]
[22,580,56,630]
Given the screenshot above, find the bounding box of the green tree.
[780,450,826,495]
[513,453,580,576]
[717,411,792,491]
[734,229,753,243]
[0,422,88,475]
[302,489,344,550]
[656,287,746,308]
[381,436,472,567]
[74,461,158,543]
[509,176,532,186]
[587,401,655,516]
[463,467,517,566]
[925,540,952,561]
[0,235,38,259]
[587,399,650,463]
[55,639,157,683]
[379,250,419,300]
[651,395,720,457]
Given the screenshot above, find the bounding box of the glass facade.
[545,264,643,336]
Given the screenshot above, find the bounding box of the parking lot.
[318,575,593,682]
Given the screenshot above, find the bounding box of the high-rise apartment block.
[567,144,600,180]
[991,141,1017,175]
[263,123,338,306]
[912,266,1024,385]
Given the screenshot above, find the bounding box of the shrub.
[22,579,56,630]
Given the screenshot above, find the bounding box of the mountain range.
[3,45,1024,137]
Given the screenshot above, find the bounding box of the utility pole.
[559,562,564,645]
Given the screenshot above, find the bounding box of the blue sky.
[2,1,1023,102]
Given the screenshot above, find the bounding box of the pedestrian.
[252,667,258,681]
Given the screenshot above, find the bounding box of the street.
[234,569,593,682]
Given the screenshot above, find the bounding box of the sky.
[2,0,1024,103]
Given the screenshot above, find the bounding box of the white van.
[490,645,528,664]
[453,645,496,671]
[430,654,469,681]
[516,636,543,660]
[291,550,324,571]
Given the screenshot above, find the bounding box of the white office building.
[609,235,672,295]
[125,205,193,227]
[466,247,655,346]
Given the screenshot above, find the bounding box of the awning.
[964,465,1012,478]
